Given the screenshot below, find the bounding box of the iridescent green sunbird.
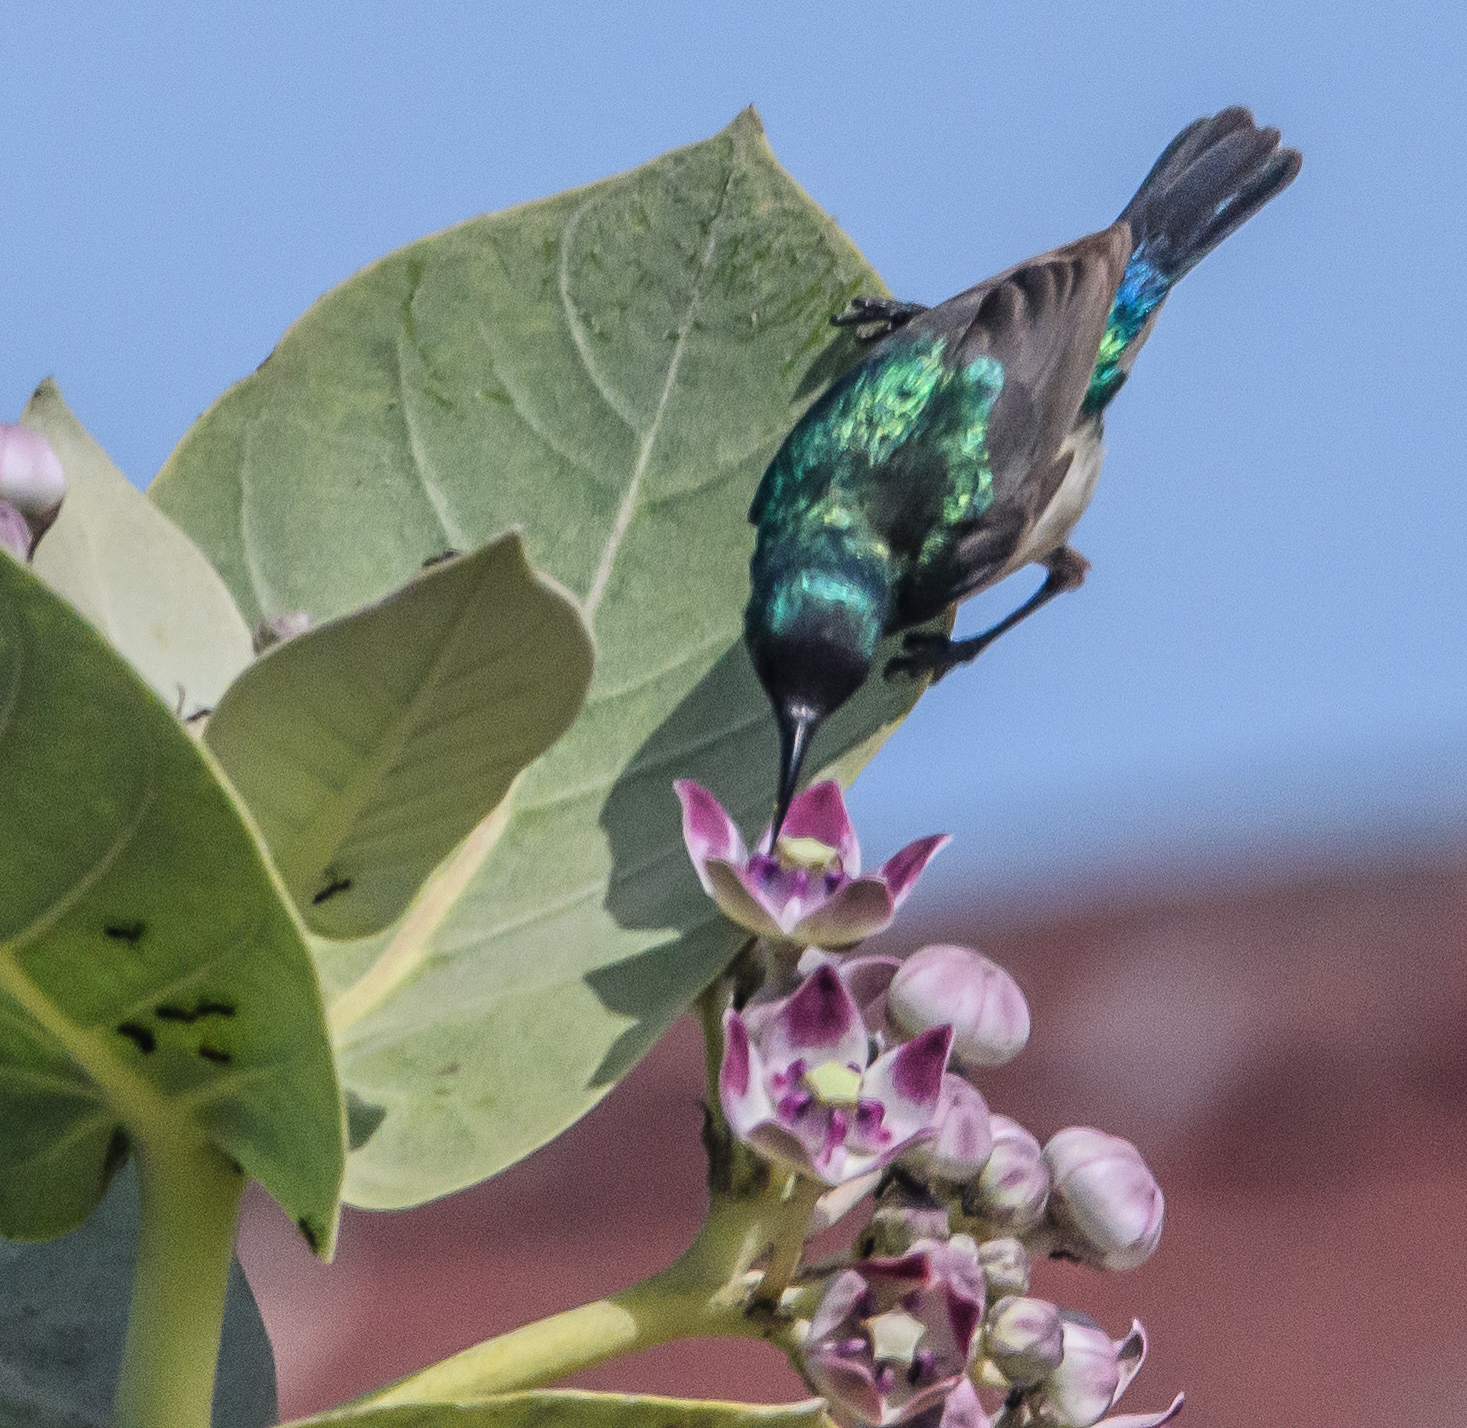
[745,108,1301,835]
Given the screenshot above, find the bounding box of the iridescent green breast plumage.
[749,332,1006,645]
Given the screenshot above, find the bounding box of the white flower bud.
[985,1295,1064,1388]
[904,1073,994,1183]
[1045,1128,1164,1271]
[1035,1316,1121,1428]
[965,1114,1049,1232]
[888,944,1031,1070]
[976,1236,1030,1300]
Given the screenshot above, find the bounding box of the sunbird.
[745,108,1301,836]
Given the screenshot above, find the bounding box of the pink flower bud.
[1044,1128,1164,1271]
[0,423,65,519]
[887,945,1030,1071]
[904,1073,994,1183]
[986,1295,1065,1388]
[965,1114,1049,1232]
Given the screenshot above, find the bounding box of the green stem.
[355,1191,781,1407]
[111,1140,245,1428]
[752,1174,822,1309]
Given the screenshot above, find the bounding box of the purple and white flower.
[803,1238,987,1426]
[1030,1318,1183,1428]
[720,964,952,1186]
[676,779,947,946]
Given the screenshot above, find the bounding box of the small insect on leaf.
[116,1023,156,1054]
[311,876,352,906]
[155,1000,238,1024]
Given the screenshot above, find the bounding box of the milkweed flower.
[887,945,1031,1072]
[720,963,951,1186]
[676,779,947,946]
[1030,1318,1183,1428]
[1044,1128,1165,1272]
[802,1238,987,1426]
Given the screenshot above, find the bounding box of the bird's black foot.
[831,296,929,341]
[884,631,978,685]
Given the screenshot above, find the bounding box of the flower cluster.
[678,780,1181,1428]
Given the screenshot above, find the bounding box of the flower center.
[866,1308,928,1367]
[803,1059,863,1106]
[775,834,842,874]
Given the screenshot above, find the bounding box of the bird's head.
[744,558,888,839]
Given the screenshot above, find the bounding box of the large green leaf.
[0,554,342,1249]
[204,533,593,939]
[151,108,936,1208]
[0,1162,276,1428]
[21,379,254,712]
[297,1393,831,1428]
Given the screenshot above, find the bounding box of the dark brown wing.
[950,221,1129,518]
[892,223,1130,623]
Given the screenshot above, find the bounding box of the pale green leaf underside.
[0,1161,276,1428]
[204,532,593,939]
[0,556,342,1249]
[22,379,254,712]
[298,1391,831,1428]
[151,108,934,1208]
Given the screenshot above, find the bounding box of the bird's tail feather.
[1117,108,1301,282]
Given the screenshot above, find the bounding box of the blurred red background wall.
[238,852,1467,1425]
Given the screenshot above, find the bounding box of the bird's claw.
[884,632,962,685]
[831,296,929,342]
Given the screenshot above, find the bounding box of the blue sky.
[3,1,1462,903]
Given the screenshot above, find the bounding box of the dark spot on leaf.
[297,1218,320,1253]
[117,1023,155,1053]
[197,1045,232,1065]
[104,922,145,944]
[156,999,237,1023]
[312,876,352,905]
[346,1090,387,1150]
[103,1126,131,1179]
[437,1062,460,1076]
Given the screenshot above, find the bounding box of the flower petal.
[765,963,869,1070]
[863,1026,952,1142]
[1100,1392,1185,1428]
[879,833,950,908]
[794,877,896,947]
[1112,1321,1148,1402]
[803,1347,886,1428]
[719,1010,776,1140]
[675,781,747,890]
[777,779,861,872]
[703,859,784,939]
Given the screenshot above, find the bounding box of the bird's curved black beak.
[772,704,819,844]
